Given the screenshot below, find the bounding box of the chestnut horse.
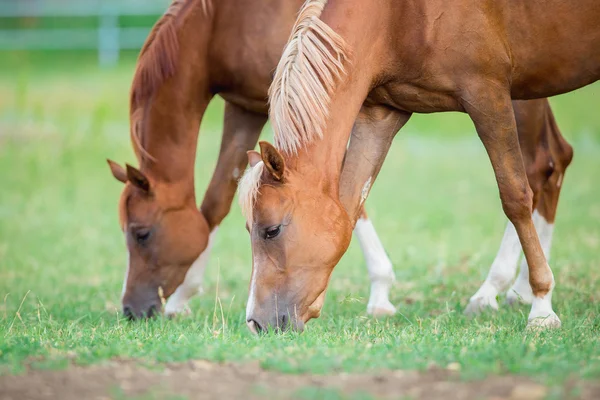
[241,0,591,332]
[106,0,398,319]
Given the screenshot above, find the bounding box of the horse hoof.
[367,301,396,317]
[464,296,499,316]
[526,313,561,330]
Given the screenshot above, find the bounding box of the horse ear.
[125,164,150,192]
[107,159,127,184]
[247,150,262,167]
[259,141,285,181]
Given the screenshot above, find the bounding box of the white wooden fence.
[0,0,170,66]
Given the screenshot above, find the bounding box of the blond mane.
[238,161,265,225]
[130,0,211,162]
[268,0,351,155]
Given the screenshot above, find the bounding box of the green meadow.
[1,54,599,393]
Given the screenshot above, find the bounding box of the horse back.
[503,0,600,98]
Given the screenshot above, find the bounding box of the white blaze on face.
[246,253,259,321]
[121,225,129,300]
[121,254,130,300]
[164,227,219,316]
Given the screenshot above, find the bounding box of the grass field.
[1,57,600,398]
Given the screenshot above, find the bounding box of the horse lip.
[246,319,260,335]
[305,289,327,321]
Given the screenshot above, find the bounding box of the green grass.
[1,57,599,386]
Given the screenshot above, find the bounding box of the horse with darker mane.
[242,0,586,332]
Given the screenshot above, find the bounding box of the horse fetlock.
[465,296,500,316]
[529,267,555,298]
[367,280,396,316]
[527,294,560,329]
[465,281,501,315]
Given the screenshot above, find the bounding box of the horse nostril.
[280,314,288,330]
[123,305,135,320]
[146,304,158,318]
[247,319,264,334]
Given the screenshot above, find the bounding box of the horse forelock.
[238,161,265,226]
[268,0,351,155]
[129,0,211,162]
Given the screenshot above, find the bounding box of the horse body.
[365,0,600,113]
[244,0,588,331]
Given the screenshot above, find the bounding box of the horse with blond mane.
[241,0,589,332]
[106,0,402,319]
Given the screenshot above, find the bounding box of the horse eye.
[265,225,281,240]
[132,228,152,245]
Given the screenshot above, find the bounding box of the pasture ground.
[1,55,600,399]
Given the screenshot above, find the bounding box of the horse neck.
[277,0,383,198]
[132,0,213,199]
[284,79,371,199]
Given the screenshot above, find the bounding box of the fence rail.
[0,0,170,66]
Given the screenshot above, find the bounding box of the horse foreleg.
[466,99,550,314]
[341,105,411,317]
[465,86,560,329]
[506,101,573,306]
[165,102,266,316]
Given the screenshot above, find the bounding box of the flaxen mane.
[129,0,210,162]
[238,161,265,225]
[268,0,351,155]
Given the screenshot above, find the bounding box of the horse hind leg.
[506,102,574,307]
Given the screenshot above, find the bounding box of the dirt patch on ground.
[0,360,597,400]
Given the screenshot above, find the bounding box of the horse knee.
[500,184,533,223]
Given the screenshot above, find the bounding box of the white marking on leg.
[354,217,396,316]
[466,221,521,314]
[527,283,560,329]
[164,227,219,316]
[507,210,554,305]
